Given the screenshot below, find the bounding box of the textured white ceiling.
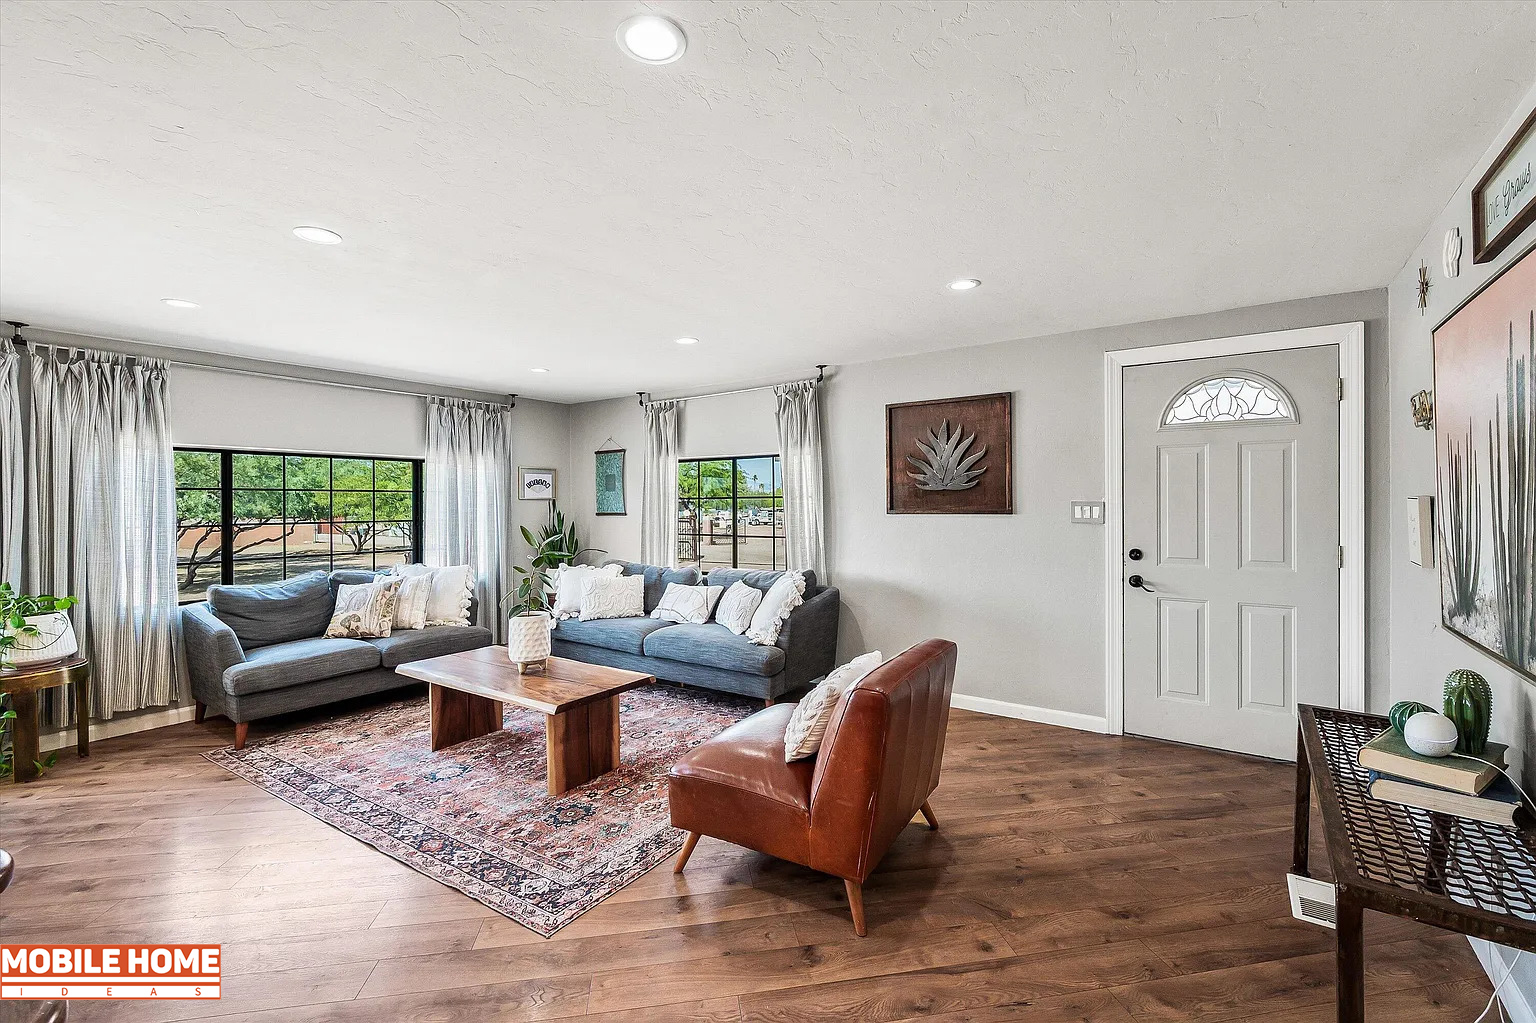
[2,2,1534,402]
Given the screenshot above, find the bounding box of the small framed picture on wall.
[519,467,556,501]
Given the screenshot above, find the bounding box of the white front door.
[1122,346,1340,760]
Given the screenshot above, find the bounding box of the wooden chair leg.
[194,701,206,724]
[919,800,939,831]
[674,832,701,874]
[764,696,775,708]
[234,722,249,750]
[844,879,867,936]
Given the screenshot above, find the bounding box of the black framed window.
[174,449,424,603]
[676,455,783,571]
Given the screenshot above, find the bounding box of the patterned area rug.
[204,683,755,936]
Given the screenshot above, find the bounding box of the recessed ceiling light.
[616,14,687,64]
[947,278,981,291]
[530,367,549,373]
[161,298,200,309]
[292,225,343,245]
[674,337,700,345]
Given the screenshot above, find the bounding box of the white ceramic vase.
[506,611,552,674]
[4,612,79,667]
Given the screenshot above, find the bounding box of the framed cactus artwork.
[1431,240,1535,681]
[885,391,1013,514]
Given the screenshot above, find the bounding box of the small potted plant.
[500,504,602,674]
[0,583,79,670]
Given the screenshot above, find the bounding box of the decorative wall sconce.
[1443,227,1463,279]
[1410,389,1434,430]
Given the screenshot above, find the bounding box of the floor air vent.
[1287,872,1337,929]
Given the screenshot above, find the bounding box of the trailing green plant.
[1439,421,1482,621]
[0,583,77,670]
[499,502,604,619]
[1486,314,1535,669]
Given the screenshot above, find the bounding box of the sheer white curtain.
[640,400,680,567]
[425,397,513,639]
[774,380,826,578]
[27,346,180,726]
[0,337,21,587]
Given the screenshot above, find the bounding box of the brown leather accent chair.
[668,639,957,935]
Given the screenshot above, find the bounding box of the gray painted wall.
[1384,83,1536,1016]
[567,288,1391,722]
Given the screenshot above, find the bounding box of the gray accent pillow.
[207,571,335,649]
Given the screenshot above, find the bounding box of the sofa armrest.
[776,586,840,690]
[181,602,246,701]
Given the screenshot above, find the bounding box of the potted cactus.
[1443,669,1492,756]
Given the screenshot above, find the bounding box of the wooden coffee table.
[396,649,653,795]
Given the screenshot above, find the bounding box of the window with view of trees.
[677,455,783,571]
[174,449,422,604]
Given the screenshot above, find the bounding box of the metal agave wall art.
[906,420,987,491]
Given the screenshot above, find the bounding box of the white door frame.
[1103,322,1367,736]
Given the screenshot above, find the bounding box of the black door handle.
[1128,575,1156,592]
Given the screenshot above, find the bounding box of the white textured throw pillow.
[783,651,884,761]
[651,583,724,625]
[579,573,646,621]
[326,579,401,639]
[390,563,474,626]
[714,581,763,636]
[392,571,434,630]
[553,563,623,620]
[747,571,806,646]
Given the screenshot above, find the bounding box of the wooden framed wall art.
[886,392,1013,514]
[1432,241,1534,680]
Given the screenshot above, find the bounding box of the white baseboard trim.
[1471,938,1536,1023]
[38,705,197,753]
[950,693,1110,734]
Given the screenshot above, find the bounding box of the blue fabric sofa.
[182,569,493,747]
[549,561,840,703]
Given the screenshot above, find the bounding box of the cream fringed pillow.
[326,579,401,639]
[783,651,883,762]
[392,571,434,630]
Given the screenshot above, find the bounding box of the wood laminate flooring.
[0,696,1493,1022]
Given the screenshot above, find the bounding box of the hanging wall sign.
[595,448,626,515]
[1473,107,1535,264]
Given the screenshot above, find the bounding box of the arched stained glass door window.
[1161,373,1297,427]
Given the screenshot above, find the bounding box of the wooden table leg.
[545,694,621,796]
[76,670,90,758]
[1335,888,1365,1023]
[10,688,40,783]
[429,684,503,752]
[1292,725,1312,876]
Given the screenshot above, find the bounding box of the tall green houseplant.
[501,501,604,618]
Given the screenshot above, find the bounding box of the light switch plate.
[1407,495,1434,567]
[1070,501,1105,525]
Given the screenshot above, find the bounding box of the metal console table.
[1293,704,1536,1021]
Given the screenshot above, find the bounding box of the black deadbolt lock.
[1128,548,1144,561]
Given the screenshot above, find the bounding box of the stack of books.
[1358,730,1523,828]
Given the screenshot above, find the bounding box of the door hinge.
[1337,378,1345,401]
[1338,546,1345,569]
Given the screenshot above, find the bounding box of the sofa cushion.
[208,571,335,649]
[221,637,382,696]
[643,623,786,677]
[367,625,494,668]
[605,561,702,613]
[555,616,671,655]
[706,568,818,598]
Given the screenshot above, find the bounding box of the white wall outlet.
[1406,495,1434,567]
[1070,501,1105,524]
